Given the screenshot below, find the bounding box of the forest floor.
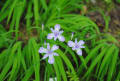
[85,1,120,43]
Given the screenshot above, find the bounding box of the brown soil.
[84,1,120,44]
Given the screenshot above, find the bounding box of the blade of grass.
[21,66,34,81]
[31,38,40,81]
[7,0,18,23]
[83,45,109,79]
[33,0,40,26]
[77,43,107,74]
[98,45,116,78]
[53,61,61,81]
[57,49,77,81]
[107,47,119,81]
[56,57,67,81]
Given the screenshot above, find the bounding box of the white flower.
[39,43,59,64]
[47,24,65,42]
[68,38,85,55]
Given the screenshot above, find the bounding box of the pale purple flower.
[47,24,65,42]
[39,43,59,64]
[68,38,85,55]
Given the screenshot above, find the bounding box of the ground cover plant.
[0,0,120,81]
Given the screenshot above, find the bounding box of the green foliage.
[116,0,120,3]
[0,0,119,81]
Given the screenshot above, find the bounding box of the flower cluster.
[38,24,85,64]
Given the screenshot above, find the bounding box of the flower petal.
[59,30,63,34]
[68,41,75,47]
[58,35,65,42]
[72,47,76,50]
[48,55,54,64]
[47,43,50,50]
[78,40,85,46]
[47,33,54,39]
[76,49,82,56]
[50,28,54,32]
[53,53,59,56]
[39,47,47,53]
[75,38,77,43]
[42,54,49,59]
[51,45,59,51]
[80,46,85,48]
[54,24,60,31]
[54,36,58,41]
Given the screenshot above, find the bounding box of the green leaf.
[56,57,67,81]
[107,47,119,81]
[98,45,116,78]
[83,45,108,78]
[31,39,40,81]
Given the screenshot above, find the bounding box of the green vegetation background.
[0,0,120,81]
